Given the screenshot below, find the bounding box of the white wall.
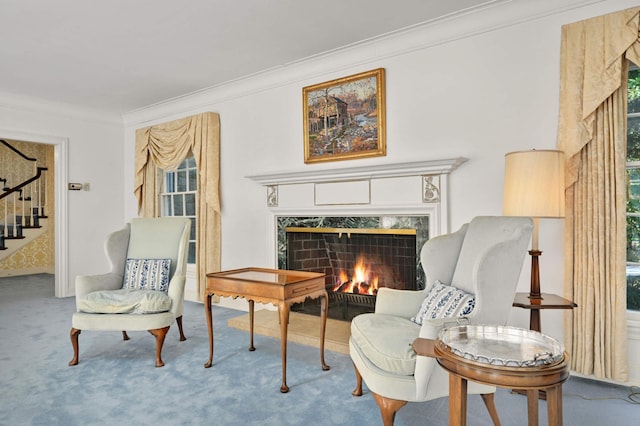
[0,98,125,295]
[121,0,639,382]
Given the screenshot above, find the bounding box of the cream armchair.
[69,217,191,367]
[350,216,534,425]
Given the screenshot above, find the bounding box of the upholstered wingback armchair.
[69,217,191,367]
[349,216,534,425]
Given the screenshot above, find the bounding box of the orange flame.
[332,255,379,295]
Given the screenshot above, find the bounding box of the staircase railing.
[1,139,48,250]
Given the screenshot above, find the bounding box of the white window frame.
[159,157,197,272]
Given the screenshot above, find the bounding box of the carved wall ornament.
[422,175,440,203]
[267,185,278,207]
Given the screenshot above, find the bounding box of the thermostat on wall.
[68,183,83,190]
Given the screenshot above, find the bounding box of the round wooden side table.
[414,324,570,426]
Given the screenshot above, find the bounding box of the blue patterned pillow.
[411,281,475,325]
[122,258,171,292]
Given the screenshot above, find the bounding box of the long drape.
[134,112,221,300]
[557,7,640,381]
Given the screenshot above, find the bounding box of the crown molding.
[123,0,604,126]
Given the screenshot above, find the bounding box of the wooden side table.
[203,267,330,393]
[512,292,577,332]
[413,326,570,426]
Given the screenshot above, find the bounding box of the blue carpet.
[0,274,637,425]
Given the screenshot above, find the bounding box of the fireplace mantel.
[247,158,467,267]
[246,158,467,186]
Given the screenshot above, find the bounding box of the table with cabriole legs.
[204,267,330,393]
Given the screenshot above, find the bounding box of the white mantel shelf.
[246,158,467,186]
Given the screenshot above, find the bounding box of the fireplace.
[277,216,426,320]
[247,158,465,319]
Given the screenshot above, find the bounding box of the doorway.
[0,130,68,297]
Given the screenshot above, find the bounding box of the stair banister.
[0,167,48,201]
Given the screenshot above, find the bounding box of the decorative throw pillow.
[122,258,171,292]
[411,281,475,325]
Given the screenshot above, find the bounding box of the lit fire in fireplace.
[332,255,379,295]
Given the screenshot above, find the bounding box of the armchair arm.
[75,273,123,306]
[167,274,186,317]
[374,287,427,318]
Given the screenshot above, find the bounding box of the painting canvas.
[303,68,386,163]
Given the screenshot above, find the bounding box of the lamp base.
[528,249,543,300]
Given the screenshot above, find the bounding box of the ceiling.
[0,0,498,116]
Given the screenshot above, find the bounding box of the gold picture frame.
[303,68,386,164]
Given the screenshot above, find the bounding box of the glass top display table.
[413,324,570,426]
[204,267,330,393]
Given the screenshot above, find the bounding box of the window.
[626,66,640,311]
[160,156,197,264]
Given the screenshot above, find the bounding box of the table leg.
[529,309,541,332]
[204,293,214,368]
[449,373,467,426]
[546,385,563,426]
[319,291,330,371]
[248,299,255,351]
[527,389,539,425]
[278,301,290,393]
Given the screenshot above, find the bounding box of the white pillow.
[411,281,475,325]
[122,258,171,292]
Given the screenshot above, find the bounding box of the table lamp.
[503,149,565,300]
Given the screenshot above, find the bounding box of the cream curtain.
[557,7,640,381]
[134,112,221,300]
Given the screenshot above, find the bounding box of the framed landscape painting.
[303,68,386,164]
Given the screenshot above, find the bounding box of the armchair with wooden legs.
[349,216,533,425]
[69,217,191,367]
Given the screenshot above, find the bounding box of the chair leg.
[68,328,81,366]
[352,362,363,396]
[122,331,130,340]
[148,326,170,367]
[481,393,501,426]
[372,392,407,426]
[176,315,186,341]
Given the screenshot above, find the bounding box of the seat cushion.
[122,258,171,292]
[77,289,172,314]
[411,281,475,325]
[351,313,420,376]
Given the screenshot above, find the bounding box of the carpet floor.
[1,274,638,425]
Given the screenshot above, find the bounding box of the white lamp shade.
[503,150,565,218]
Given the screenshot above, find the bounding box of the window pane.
[177,170,187,192]
[189,169,197,191]
[628,215,640,310]
[185,194,196,216]
[629,68,640,113]
[628,215,640,263]
[186,157,196,168]
[190,218,196,240]
[173,194,184,215]
[628,169,640,213]
[165,172,175,193]
[628,116,640,162]
[188,242,196,264]
[162,195,173,216]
